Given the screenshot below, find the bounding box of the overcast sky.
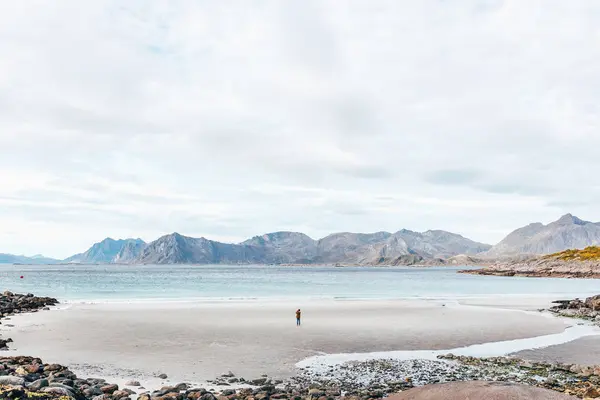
[1,1,600,258]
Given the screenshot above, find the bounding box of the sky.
[1,1,600,259]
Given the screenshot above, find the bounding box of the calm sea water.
[1,265,600,303]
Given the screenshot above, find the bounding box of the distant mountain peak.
[485,214,600,257]
[556,213,587,225]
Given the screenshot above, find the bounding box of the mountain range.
[3,213,600,265]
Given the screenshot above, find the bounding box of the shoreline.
[4,291,600,399]
[1,297,576,385]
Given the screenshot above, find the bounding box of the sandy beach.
[1,298,574,389]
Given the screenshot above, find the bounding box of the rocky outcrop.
[548,294,600,321]
[461,246,600,278]
[485,214,600,258]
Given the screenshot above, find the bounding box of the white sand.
[1,298,573,391]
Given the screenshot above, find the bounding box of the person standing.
[296,309,301,326]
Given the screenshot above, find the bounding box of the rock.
[251,379,268,386]
[571,365,584,374]
[49,382,77,392]
[14,366,29,376]
[255,393,269,400]
[138,394,152,400]
[221,389,236,396]
[583,387,600,398]
[113,389,132,399]
[586,295,600,311]
[200,393,218,400]
[28,378,49,391]
[175,383,190,391]
[125,380,141,387]
[42,386,76,398]
[45,364,63,372]
[0,375,26,386]
[101,383,119,394]
[27,364,43,374]
[92,395,112,400]
[0,386,25,398]
[84,386,104,397]
[159,373,169,380]
[308,389,325,398]
[154,386,178,396]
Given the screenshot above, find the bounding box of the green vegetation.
[546,246,600,261]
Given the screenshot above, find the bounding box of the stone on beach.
[0,375,26,386]
[388,381,577,399]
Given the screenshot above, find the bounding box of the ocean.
[1,264,599,302]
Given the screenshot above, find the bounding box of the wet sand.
[1,299,569,388]
[513,335,600,365]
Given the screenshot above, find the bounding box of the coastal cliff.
[461,246,600,278]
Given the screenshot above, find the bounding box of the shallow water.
[1,264,599,302]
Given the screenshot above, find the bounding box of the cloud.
[1,0,600,257]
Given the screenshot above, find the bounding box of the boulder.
[27,378,49,391]
[84,386,104,397]
[154,386,180,396]
[586,295,600,311]
[101,384,119,394]
[0,375,26,386]
[583,387,600,398]
[250,379,268,386]
[125,380,141,387]
[200,393,218,400]
[42,386,76,399]
[112,389,132,399]
[92,395,112,400]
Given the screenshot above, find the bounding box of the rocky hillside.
[242,232,317,264]
[113,240,147,263]
[135,233,264,264]
[132,229,490,265]
[395,229,491,258]
[65,238,146,264]
[484,214,600,258]
[462,246,600,278]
